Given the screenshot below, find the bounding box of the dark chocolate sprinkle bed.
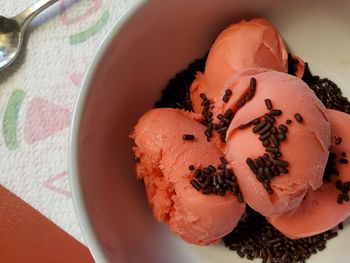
[223,208,341,263]
[156,55,350,117]
[302,63,350,114]
[155,54,207,110]
[323,152,339,183]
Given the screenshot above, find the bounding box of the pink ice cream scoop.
[191,18,289,113]
[131,108,245,245]
[267,109,350,239]
[224,69,331,217]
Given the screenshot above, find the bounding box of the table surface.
[0,0,135,250]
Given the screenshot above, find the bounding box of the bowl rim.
[68,0,146,262]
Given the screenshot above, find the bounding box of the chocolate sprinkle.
[237,98,246,108]
[220,156,228,165]
[262,140,271,147]
[223,89,233,102]
[271,127,278,135]
[250,77,257,92]
[264,99,273,110]
[225,89,233,96]
[279,124,288,132]
[217,164,226,170]
[238,121,253,129]
[202,187,213,195]
[190,179,201,191]
[208,165,216,172]
[271,135,280,147]
[339,159,348,164]
[337,195,344,204]
[203,167,211,175]
[258,123,272,135]
[182,134,195,140]
[246,158,258,175]
[264,113,275,124]
[266,147,279,153]
[335,137,343,145]
[259,132,271,141]
[277,132,286,141]
[253,121,267,133]
[270,109,282,116]
[252,118,261,125]
[294,113,304,123]
[194,169,201,178]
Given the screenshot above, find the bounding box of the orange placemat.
[0,185,94,263]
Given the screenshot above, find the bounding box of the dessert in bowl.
[69,0,350,262]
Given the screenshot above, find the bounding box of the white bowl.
[69,0,350,262]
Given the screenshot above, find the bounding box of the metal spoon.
[0,0,59,70]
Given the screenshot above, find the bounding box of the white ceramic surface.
[69,0,350,262]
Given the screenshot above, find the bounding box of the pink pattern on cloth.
[24,98,71,144]
[60,0,102,25]
[69,72,84,87]
[43,171,72,198]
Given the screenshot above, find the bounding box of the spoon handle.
[15,0,60,28]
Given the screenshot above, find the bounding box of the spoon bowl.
[0,0,59,70]
[0,16,22,69]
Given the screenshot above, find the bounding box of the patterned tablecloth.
[1,0,135,246]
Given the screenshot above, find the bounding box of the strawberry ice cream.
[191,18,289,113]
[131,108,245,245]
[131,15,348,252]
[224,69,331,217]
[267,109,350,239]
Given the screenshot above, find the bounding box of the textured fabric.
[0,0,135,244]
